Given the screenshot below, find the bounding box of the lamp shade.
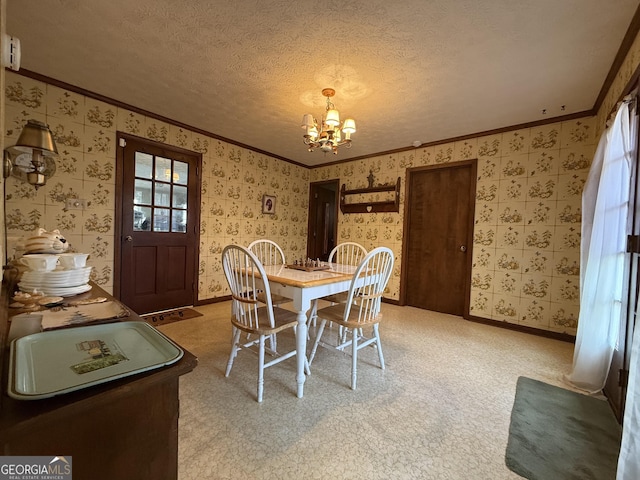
[325,109,340,127]
[301,114,315,128]
[342,118,356,134]
[14,120,58,156]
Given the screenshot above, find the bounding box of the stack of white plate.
[19,267,93,297]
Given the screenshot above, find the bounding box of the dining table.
[258,263,367,398]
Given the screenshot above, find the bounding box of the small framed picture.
[262,194,276,214]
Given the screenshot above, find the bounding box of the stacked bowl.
[18,253,92,297]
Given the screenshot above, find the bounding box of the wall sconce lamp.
[3,120,59,190]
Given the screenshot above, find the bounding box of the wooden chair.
[309,242,367,330]
[247,239,286,266]
[324,242,368,304]
[222,244,307,402]
[308,246,394,390]
[247,239,292,306]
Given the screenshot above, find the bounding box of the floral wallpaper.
[596,22,640,136]
[0,71,602,336]
[3,71,309,301]
[311,119,595,335]
[0,36,5,265]
[6,13,640,334]
[308,24,640,337]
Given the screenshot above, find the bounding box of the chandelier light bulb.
[308,125,318,140]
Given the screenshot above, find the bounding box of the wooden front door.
[403,161,476,316]
[115,134,201,315]
[307,180,338,261]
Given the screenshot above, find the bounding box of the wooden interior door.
[307,180,338,261]
[403,161,476,316]
[115,134,201,315]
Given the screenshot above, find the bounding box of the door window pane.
[174,161,188,185]
[135,179,152,205]
[155,182,171,207]
[133,207,152,231]
[135,152,153,179]
[155,157,172,181]
[154,208,170,232]
[132,151,190,234]
[172,210,187,233]
[173,185,187,209]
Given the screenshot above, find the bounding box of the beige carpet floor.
[158,301,575,480]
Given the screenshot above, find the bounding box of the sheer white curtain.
[565,100,635,393]
[618,98,640,480]
[618,306,640,479]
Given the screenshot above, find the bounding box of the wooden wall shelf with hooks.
[340,177,401,214]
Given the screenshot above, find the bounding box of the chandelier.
[301,88,356,154]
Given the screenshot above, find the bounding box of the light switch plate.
[65,198,87,210]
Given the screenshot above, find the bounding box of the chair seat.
[319,292,349,304]
[316,303,382,329]
[257,291,292,306]
[231,306,298,336]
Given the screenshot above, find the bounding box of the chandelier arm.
[326,98,335,111]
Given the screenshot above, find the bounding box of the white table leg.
[296,309,308,398]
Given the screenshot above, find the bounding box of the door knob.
[459,245,467,252]
[125,236,133,242]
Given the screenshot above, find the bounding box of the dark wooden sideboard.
[0,269,198,480]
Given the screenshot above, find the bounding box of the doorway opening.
[307,179,339,261]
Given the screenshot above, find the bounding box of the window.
[133,152,189,233]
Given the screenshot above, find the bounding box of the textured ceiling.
[6,0,640,166]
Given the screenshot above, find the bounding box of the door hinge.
[627,235,640,253]
[119,138,126,148]
[619,368,629,388]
